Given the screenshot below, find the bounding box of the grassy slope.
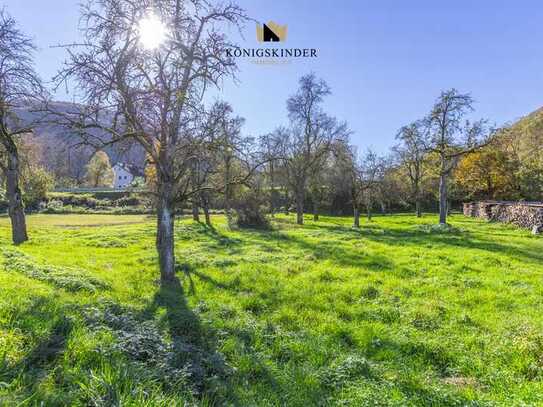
[0,213,542,406]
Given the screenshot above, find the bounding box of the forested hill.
[507,107,543,155]
[455,107,543,201]
[13,101,145,186]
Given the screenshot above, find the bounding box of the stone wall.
[463,201,543,230]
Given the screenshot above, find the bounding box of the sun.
[138,13,167,50]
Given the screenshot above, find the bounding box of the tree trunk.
[202,194,211,226]
[415,199,422,218]
[296,188,305,225]
[156,182,176,282]
[270,189,275,218]
[5,149,28,245]
[204,207,211,226]
[353,207,360,228]
[224,152,233,225]
[366,194,372,221]
[191,199,200,222]
[439,172,448,225]
[313,200,319,221]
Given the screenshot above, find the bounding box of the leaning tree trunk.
[5,148,28,245]
[353,206,360,228]
[296,187,305,225]
[438,172,448,225]
[156,181,176,282]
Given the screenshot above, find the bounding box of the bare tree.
[308,169,328,222]
[53,0,247,282]
[259,133,282,217]
[394,121,428,217]
[189,147,215,226]
[0,10,43,244]
[214,102,245,226]
[359,149,385,221]
[185,101,246,227]
[275,74,349,225]
[425,89,489,225]
[333,144,377,228]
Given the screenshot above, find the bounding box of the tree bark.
[313,200,319,221]
[439,172,448,224]
[353,207,360,228]
[202,194,211,226]
[156,181,175,282]
[415,199,422,218]
[296,187,305,225]
[224,154,232,225]
[191,199,200,222]
[5,148,28,245]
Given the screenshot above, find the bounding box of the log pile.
[464,201,543,230]
[462,201,495,219]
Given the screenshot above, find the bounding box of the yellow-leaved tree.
[84,151,114,188]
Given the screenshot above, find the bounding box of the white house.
[112,163,135,189]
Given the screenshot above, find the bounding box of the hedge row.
[47,192,146,208]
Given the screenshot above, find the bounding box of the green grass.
[1,213,543,406]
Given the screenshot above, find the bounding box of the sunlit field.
[1,213,543,406]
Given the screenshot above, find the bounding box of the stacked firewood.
[463,201,495,219]
[464,201,543,231]
[463,202,474,217]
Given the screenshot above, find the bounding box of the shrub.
[47,192,102,208]
[114,195,143,207]
[231,189,271,229]
[22,167,55,209]
[43,199,75,213]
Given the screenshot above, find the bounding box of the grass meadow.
[1,213,543,406]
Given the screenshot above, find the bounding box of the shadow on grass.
[0,298,73,391]
[238,226,394,271]
[20,317,73,370]
[270,215,543,267]
[358,225,543,266]
[177,262,241,294]
[143,277,206,357]
[141,276,251,403]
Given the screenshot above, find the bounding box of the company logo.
[225,19,317,64]
[256,21,287,42]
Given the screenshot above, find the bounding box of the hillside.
[13,101,145,184]
[506,107,543,161]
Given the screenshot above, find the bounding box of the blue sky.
[4,0,543,152]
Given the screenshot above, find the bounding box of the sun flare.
[138,13,167,50]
